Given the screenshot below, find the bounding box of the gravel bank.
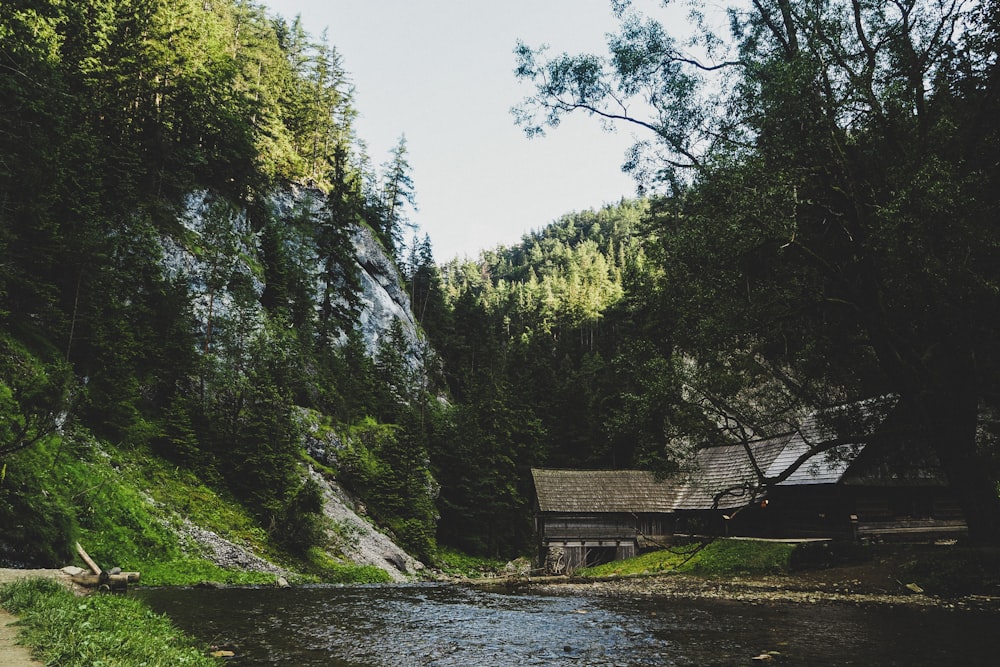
[520,572,1000,611]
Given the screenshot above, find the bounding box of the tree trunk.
[916,388,1000,545]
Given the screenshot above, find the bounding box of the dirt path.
[0,610,43,667]
[0,569,79,667]
[0,568,73,587]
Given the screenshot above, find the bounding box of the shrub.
[432,547,508,578]
[273,477,326,555]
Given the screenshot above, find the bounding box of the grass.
[2,433,398,586]
[432,547,509,578]
[577,539,795,578]
[0,578,219,666]
[299,547,393,584]
[140,558,284,587]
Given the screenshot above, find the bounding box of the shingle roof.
[532,398,901,513]
[531,468,681,513]
[532,435,852,514]
[677,437,790,510]
[531,397,932,512]
[766,439,860,486]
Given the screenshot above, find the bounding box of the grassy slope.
[2,431,391,585]
[577,539,1000,598]
[578,539,795,578]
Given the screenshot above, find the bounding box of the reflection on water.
[135,583,1000,666]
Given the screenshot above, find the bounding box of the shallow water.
[135,583,1000,666]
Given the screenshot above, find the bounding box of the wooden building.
[531,401,967,573]
[531,468,679,574]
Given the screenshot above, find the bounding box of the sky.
[260,0,646,261]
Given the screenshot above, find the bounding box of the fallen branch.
[76,542,102,576]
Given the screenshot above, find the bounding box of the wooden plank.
[76,542,102,576]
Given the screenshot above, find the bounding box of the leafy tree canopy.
[514,0,1000,541]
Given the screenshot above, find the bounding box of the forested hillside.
[420,201,691,554]
[3,0,1000,573]
[512,0,1000,543]
[0,0,440,571]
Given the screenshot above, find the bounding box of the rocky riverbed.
[522,572,999,609]
[461,543,993,612]
[499,554,1000,613]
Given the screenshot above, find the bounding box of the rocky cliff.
[158,186,429,578]
[167,187,425,369]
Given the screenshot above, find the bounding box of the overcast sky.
[260,0,647,261]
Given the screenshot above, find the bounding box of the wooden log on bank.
[76,542,102,576]
[69,572,141,589]
[71,542,140,590]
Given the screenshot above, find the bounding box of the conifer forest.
[2,0,1000,573]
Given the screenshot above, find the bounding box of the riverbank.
[502,550,1000,612]
[0,570,76,667]
[518,571,1000,610]
[4,543,1000,666]
[473,542,1000,611]
[0,578,217,667]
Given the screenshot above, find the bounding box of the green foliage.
[0,333,73,459]
[0,432,184,569]
[372,135,418,256]
[405,234,450,343]
[680,540,794,576]
[0,444,77,567]
[432,547,508,578]
[73,462,182,570]
[577,545,702,578]
[301,547,393,584]
[1,428,350,583]
[141,559,281,587]
[512,0,1000,542]
[0,578,217,666]
[275,477,327,555]
[430,385,543,558]
[339,416,438,562]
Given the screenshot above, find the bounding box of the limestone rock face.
[157,187,430,579]
[164,187,424,369]
[309,467,424,581]
[351,223,423,367]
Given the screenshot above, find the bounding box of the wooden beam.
[76,542,102,576]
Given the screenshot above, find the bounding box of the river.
[135,583,1000,666]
